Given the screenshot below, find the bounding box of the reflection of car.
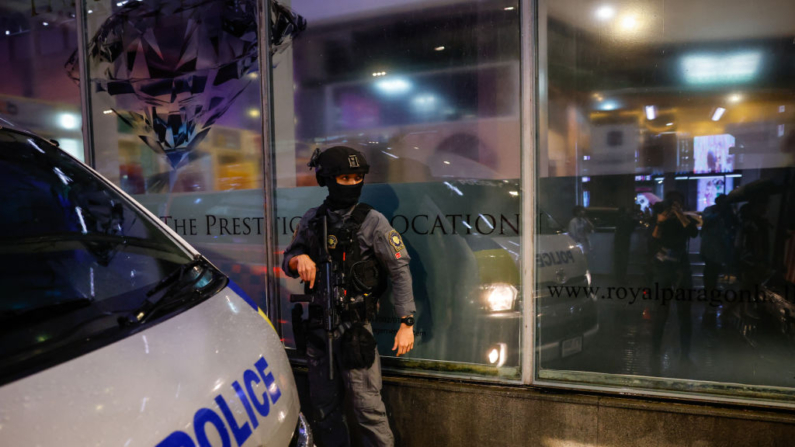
[0,124,310,447]
[275,178,598,369]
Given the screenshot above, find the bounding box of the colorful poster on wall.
[693,134,736,174]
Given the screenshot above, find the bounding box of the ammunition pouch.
[339,323,377,370]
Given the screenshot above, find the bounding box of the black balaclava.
[325,179,364,210]
[309,146,370,211]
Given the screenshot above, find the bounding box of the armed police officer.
[282,146,416,447]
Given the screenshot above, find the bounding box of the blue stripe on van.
[227,280,258,312]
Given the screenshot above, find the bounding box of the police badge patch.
[348,154,360,168]
[327,234,338,250]
[386,229,405,258]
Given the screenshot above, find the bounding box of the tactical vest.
[308,203,387,320]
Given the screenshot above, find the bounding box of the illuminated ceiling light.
[88,10,93,13]
[4,31,9,35]
[443,160,451,165]
[434,46,445,51]
[645,105,657,120]
[621,16,637,30]
[712,107,726,121]
[600,101,618,111]
[247,72,258,79]
[504,6,515,11]
[375,78,411,95]
[728,94,742,103]
[595,5,615,21]
[247,108,260,118]
[102,110,113,115]
[509,191,519,197]
[58,113,79,130]
[412,95,436,105]
[666,122,674,126]
[42,22,49,26]
[681,51,761,85]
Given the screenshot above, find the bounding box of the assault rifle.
[290,215,344,379]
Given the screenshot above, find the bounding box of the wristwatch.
[400,315,415,327]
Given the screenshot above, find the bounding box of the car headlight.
[481,283,518,312]
[289,412,313,447]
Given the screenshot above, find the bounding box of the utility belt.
[298,297,378,371]
[306,296,371,327]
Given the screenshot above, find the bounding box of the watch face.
[403,316,415,326]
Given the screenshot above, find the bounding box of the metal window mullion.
[257,0,280,327]
[74,0,94,166]
[520,0,537,385]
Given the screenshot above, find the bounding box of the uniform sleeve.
[362,211,416,317]
[281,209,316,278]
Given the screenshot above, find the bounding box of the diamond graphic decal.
[67,0,305,169]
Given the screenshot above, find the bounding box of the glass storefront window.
[271,0,524,379]
[79,0,270,308]
[0,1,83,159]
[536,0,795,404]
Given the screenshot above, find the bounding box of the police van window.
[0,130,225,384]
[539,212,564,235]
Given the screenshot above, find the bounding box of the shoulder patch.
[386,229,405,254]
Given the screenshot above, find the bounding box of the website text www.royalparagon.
[548,284,772,307]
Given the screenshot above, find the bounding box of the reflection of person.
[282,146,416,447]
[707,149,717,173]
[568,206,594,254]
[735,198,771,320]
[701,195,737,301]
[704,180,716,208]
[613,206,637,282]
[651,191,699,367]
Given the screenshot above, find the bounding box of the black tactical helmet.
[309,146,370,186]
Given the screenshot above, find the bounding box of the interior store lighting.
[645,105,657,120]
[681,51,761,85]
[600,101,618,111]
[595,5,615,20]
[375,78,411,94]
[621,16,637,30]
[712,107,726,121]
[58,113,79,130]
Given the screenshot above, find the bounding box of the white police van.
[0,122,310,447]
